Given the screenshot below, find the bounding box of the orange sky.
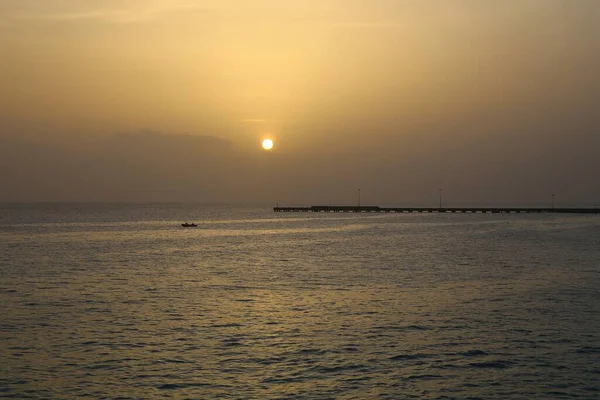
[1,1,599,204]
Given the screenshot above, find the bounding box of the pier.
[274,206,600,214]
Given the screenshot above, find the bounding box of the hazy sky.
[1,0,599,205]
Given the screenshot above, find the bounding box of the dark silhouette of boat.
[181,223,198,228]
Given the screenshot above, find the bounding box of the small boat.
[181,223,198,228]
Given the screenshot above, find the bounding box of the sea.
[1,203,599,399]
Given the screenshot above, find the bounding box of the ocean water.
[1,204,599,399]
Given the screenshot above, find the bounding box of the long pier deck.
[274,206,600,214]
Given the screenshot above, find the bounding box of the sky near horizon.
[1,1,599,204]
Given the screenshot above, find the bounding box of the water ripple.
[2,206,600,399]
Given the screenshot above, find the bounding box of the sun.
[262,139,274,150]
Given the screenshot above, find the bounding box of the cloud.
[2,124,599,205]
[0,1,332,26]
[330,22,405,29]
[0,131,241,202]
[0,2,216,25]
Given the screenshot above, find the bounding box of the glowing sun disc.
[262,139,274,150]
